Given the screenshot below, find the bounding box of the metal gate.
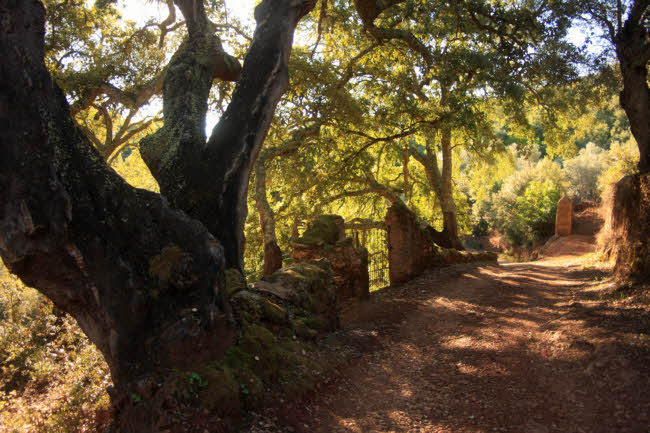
[347,226,389,291]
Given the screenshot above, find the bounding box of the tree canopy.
[0,0,647,430]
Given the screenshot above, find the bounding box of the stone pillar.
[385,202,441,286]
[555,196,573,237]
[385,202,497,286]
[291,215,370,300]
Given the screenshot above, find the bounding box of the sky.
[112,1,608,135]
[118,0,257,26]
[116,0,259,132]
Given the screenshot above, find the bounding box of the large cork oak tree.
[0,0,315,430]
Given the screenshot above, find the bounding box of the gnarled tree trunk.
[439,126,464,250]
[0,0,315,431]
[141,0,315,273]
[602,0,650,283]
[615,0,649,174]
[251,124,320,276]
[409,130,464,250]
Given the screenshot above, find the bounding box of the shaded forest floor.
[240,237,650,433]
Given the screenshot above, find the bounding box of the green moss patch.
[225,268,246,297]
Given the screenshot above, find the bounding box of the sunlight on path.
[246,246,649,433]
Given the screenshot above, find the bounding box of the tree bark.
[1,2,234,429]
[141,0,316,272]
[0,0,315,430]
[409,134,463,250]
[615,0,649,174]
[439,127,464,250]
[253,124,320,275]
[254,158,283,275]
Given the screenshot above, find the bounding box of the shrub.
[482,154,565,247]
[598,137,640,192]
[507,180,562,246]
[564,142,608,201]
[0,263,111,433]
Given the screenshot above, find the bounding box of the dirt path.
[243,250,650,433]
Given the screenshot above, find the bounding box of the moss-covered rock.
[261,262,339,331]
[302,315,331,332]
[258,297,288,324]
[197,367,241,416]
[235,324,280,379]
[294,215,345,246]
[225,268,246,297]
[230,290,288,325]
[291,216,370,300]
[179,256,343,424]
[292,319,318,339]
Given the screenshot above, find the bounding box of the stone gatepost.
[555,196,573,237]
[291,215,370,300]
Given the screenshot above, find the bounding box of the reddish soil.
[240,243,650,433]
[540,235,599,258]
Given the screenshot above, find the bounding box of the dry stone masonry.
[291,215,370,300]
[385,202,497,285]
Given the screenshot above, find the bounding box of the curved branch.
[352,0,433,73]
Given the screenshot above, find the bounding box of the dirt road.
[244,248,650,433]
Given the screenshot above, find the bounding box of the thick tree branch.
[345,218,386,230]
[348,171,404,203]
[353,0,433,74]
[141,0,316,271]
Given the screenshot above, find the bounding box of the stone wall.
[291,215,370,300]
[385,202,497,285]
[385,202,440,285]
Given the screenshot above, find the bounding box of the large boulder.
[294,215,346,246]
[291,215,370,300]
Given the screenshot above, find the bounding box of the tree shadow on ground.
[276,261,650,433]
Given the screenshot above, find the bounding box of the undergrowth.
[0,264,111,433]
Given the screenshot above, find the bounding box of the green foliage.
[598,137,640,191]
[564,142,609,201]
[509,181,563,246]
[110,146,159,191]
[465,145,567,247]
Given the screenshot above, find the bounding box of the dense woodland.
[0,0,648,431]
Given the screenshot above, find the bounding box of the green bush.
[505,180,562,246]
[599,137,640,191]
[564,142,608,201]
